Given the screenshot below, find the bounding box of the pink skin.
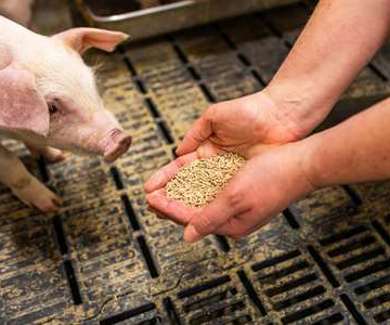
[40,97,131,163]
[0,66,131,162]
[174,92,302,158]
[33,27,131,162]
[0,19,130,211]
[99,128,132,162]
[0,20,131,163]
[9,96,131,164]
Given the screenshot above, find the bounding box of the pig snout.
[102,128,132,163]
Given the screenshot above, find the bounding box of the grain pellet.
[166,153,246,207]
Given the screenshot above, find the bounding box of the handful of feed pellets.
[166,152,246,208]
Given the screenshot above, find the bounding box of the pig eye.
[48,103,58,115]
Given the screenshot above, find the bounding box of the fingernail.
[184,224,202,243]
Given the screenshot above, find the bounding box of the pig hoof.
[11,178,63,212]
[26,145,66,163]
[42,147,66,164]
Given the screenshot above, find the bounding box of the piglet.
[0,15,132,211]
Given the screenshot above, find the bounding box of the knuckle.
[226,226,244,240]
[205,104,218,121]
[246,199,259,212]
[194,214,213,234]
[175,156,188,168]
[225,188,245,209]
[191,131,204,144]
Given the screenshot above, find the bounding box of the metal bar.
[73,0,300,41]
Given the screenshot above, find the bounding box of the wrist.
[299,132,330,190]
[249,90,305,143]
[263,80,335,138]
[287,141,318,196]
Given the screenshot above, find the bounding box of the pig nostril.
[102,130,131,163]
[119,135,132,146]
[109,128,122,140]
[48,103,58,114]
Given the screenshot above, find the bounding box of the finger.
[144,152,198,193]
[214,215,250,237]
[196,141,224,159]
[215,211,268,239]
[215,205,272,240]
[176,107,214,156]
[146,189,198,225]
[183,188,247,243]
[148,205,188,226]
[147,206,170,221]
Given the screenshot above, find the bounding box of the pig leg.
[0,144,62,211]
[25,143,65,163]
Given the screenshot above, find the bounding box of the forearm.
[303,97,390,187]
[266,0,390,137]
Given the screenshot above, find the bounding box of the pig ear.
[0,64,49,137]
[53,28,129,54]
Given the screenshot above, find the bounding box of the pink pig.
[0,16,132,211]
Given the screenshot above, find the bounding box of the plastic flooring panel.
[1,2,390,324]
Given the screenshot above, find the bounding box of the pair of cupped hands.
[144,89,319,243]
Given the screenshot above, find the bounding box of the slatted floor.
[1,1,390,324]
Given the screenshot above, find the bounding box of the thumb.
[183,187,244,242]
[176,107,214,156]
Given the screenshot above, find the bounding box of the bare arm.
[304,97,390,187]
[266,0,390,138]
[145,0,390,242]
[179,98,390,243]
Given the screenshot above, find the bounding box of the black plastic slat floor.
[1,2,390,324]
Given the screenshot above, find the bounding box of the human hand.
[175,90,306,158]
[145,88,316,241]
[145,142,315,242]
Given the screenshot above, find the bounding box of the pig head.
[0,16,131,162]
